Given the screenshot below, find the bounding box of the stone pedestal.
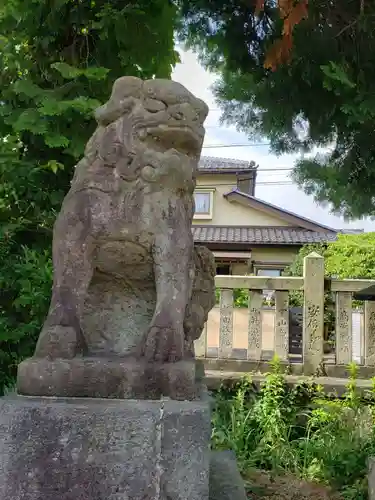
[0,395,210,500]
[17,357,200,401]
[209,451,247,500]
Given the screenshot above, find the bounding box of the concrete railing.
[195,252,375,377]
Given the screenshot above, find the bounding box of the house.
[192,156,362,276]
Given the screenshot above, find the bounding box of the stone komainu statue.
[17,76,215,400]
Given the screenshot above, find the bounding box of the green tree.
[283,234,375,346]
[282,243,331,315]
[179,0,375,218]
[325,233,375,279]
[283,243,327,280]
[284,233,375,280]
[0,0,178,391]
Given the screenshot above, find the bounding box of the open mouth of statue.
[144,125,203,156]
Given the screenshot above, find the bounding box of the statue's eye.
[144,98,166,113]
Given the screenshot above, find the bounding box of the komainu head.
[94,76,209,160]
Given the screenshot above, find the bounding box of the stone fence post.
[303,252,325,375]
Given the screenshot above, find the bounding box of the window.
[193,189,214,219]
[256,268,282,277]
[195,192,210,213]
[216,263,231,275]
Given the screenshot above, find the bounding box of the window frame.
[255,268,282,277]
[193,189,214,220]
[253,263,286,277]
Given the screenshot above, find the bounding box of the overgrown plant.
[212,358,375,499]
[251,356,299,471]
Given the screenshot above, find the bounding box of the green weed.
[212,357,375,499]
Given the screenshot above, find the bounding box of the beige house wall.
[231,262,249,275]
[227,249,298,276]
[216,249,298,274]
[229,248,298,274]
[194,174,302,271]
[251,247,299,266]
[193,175,292,227]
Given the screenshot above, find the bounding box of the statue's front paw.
[34,326,79,359]
[142,324,184,363]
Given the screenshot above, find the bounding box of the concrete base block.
[0,395,210,500]
[209,450,247,500]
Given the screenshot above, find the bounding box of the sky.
[172,49,375,232]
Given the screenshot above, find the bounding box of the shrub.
[211,357,375,499]
[0,245,52,392]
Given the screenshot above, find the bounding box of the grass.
[211,357,375,500]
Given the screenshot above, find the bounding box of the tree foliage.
[0,0,178,391]
[283,243,327,279]
[282,234,375,344]
[325,232,375,279]
[179,0,375,218]
[284,233,375,318]
[284,233,375,280]
[283,243,331,312]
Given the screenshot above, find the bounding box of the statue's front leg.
[142,231,194,363]
[34,195,96,359]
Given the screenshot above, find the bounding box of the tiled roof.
[192,226,339,245]
[198,156,256,172]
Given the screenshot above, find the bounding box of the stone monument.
[0,77,246,499]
